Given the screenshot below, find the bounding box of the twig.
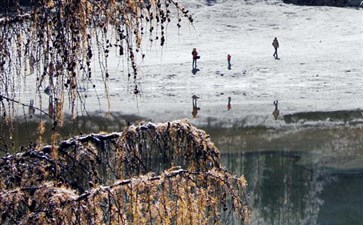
[0,94,53,119]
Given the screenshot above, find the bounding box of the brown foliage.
[0,120,250,224]
[0,168,248,225]
[0,120,220,192]
[0,0,193,124]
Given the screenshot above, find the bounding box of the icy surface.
[9,2,363,224]
[98,0,363,126]
[18,0,363,128]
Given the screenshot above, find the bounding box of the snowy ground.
[17,0,363,128]
[16,0,363,164]
[94,0,363,172]
[70,0,363,128]
[10,2,363,224]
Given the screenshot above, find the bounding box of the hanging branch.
[0,0,194,127]
[0,93,52,118]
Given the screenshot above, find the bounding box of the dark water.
[221,151,363,225]
[202,112,363,225]
[2,113,363,225]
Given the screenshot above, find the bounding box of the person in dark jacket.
[272,37,279,59]
[192,48,198,69]
[227,54,231,70]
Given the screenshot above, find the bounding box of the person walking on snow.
[192,48,199,69]
[227,97,232,110]
[272,37,279,59]
[227,54,231,70]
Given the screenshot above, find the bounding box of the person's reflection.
[227,97,232,110]
[28,99,35,116]
[48,96,55,118]
[192,95,200,118]
[272,100,279,120]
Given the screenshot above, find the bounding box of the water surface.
[2,112,362,225]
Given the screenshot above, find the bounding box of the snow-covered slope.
[93,0,362,127]
[13,3,362,224]
[22,0,363,127]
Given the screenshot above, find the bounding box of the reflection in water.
[2,113,363,224]
[28,99,35,116]
[272,100,279,120]
[221,150,363,225]
[284,109,363,124]
[192,95,201,118]
[222,151,324,225]
[211,125,363,225]
[48,97,55,118]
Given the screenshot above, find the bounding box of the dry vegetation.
[0,0,193,141]
[0,1,250,224]
[0,120,250,224]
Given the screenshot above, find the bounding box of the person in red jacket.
[192,48,198,69]
[227,97,232,110]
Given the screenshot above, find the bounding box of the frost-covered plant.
[0,120,250,224]
[0,168,249,225]
[0,120,220,192]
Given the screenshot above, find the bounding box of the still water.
[221,151,363,225]
[209,121,363,225]
[1,112,363,225]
